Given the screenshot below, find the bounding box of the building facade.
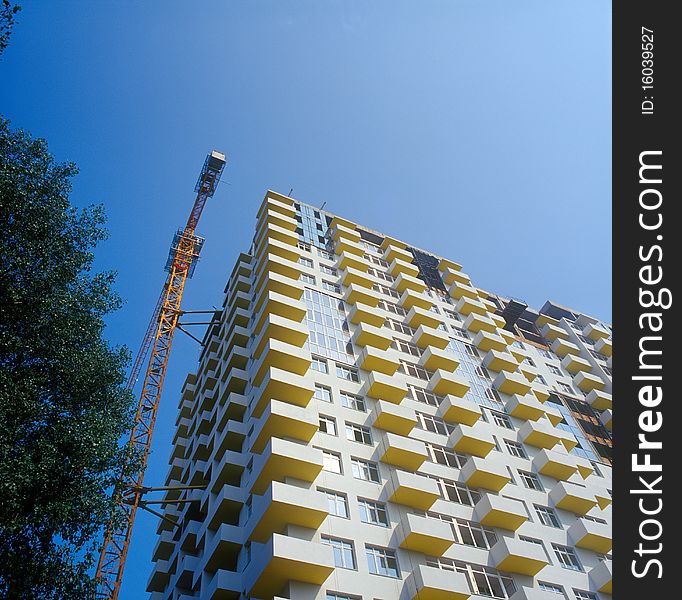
[147,191,613,600]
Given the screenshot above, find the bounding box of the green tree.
[0,118,136,599]
[1,1,21,56]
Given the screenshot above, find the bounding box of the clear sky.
[1,1,611,597]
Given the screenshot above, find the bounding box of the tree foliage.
[0,118,136,599]
[0,1,21,56]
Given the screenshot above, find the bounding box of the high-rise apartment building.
[147,191,613,600]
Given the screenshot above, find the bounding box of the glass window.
[322,450,342,474]
[314,384,333,403]
[319,415,337,436]
[366,545,400,578]
[504,440,528,458]
[311,355,329,373]
[518,470,543,491]
[345,422,372,445]
[326,593,361,600]
[351,457,380,482]
[336,364,360,382]
[300,272,316,285]
[358,499,389,527]
[322,536,356,570]
[538,582,565,595]
[428,475,481,506]
[552,543,583,571]
[424,442,467,469]
[322,280,341,294]
[320,264,337,276]
[299,256,314,268]
[415,412,454,436]
[304,288,353,362]
[573,591,598,600]
[490,411,513,429]
[426,559,515,599]
[340,391,366,411]
[534,505,561,528]
[319,489,349,518]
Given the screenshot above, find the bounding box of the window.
[536,374,548,385]
[377,299,406,317]
[445,515,497,549]
[490,411,513,429]
[424,442,467,468]
[534,505,561,528]
[426,559,515,599]
[340,391,366,411]
[299,256,314,268]
[300,273,316,285]
[408,385,441,407]
[557,381,574,394]
[326,593,361,600]
[322,450,343,474]
[314,384,333,403]
[322,536,356,570]
[504,439,528,458]
[351,457,380,482]
[372,283,400,299]
[304,288,353,362]
[336,364,360,382]
[320,264,337,276]
[345,422,372,445]
[518,470,543,491]
[297,241,311,252]
[428,475,481,506]
[552,543,583,571]
[366,545,400,578]
[573,591,598,600]
[392,338,421,358]
[415,412,454,436]
[548,364,562,376]
[319,415,337,436]
[319,489,349,518]
[538,582,565,595]
[387,318,415,336]
[358,499,389,527]
[318,248,334,260]
[399,360,430,380]
[323,280,341,294]
[311,355,329,373]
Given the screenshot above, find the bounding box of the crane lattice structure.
[95,151,226,599]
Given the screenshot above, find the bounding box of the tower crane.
[95,151,227,599]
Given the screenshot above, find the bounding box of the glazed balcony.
[412,324,450,349]
[568,517,612,554]
[474,494,528,531]
[386,470,440,510]
[460,456,511,492]
[410,564,471,600]
[379,432,428,471]
[248,481,328,543]
[251,367,314,418]
[372,399,417,436]
[398,513,455,556]
[549,480,598,515]
[437,395,482,426]
[419,346,460,372]
[348,301,386,328]
[448,423,495,457]
[351,322,393,350]
[249,438,323,495]
[483,350,519,373]
[250,400,318,454]
[533,448,579,481]
[357,345,401,375]
[490,536,549,576]
[492,370,532,396]
[473,330,508,352]
[245,534,334,599]
[362,370,407,403]
[428,369,470,397]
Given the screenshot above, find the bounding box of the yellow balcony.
[518,363,539,382]
[398,513,454,556]
[464,312,497,334]
[411,564,471,600]
[252,339,311,387]
[329,215,356,230]
[428,369,470,397]
[330,222,361,243]
[533,448,579,481]
[393,272,427,294]
[254,235,300,264]
[419,346,460,372]
[253,271,304,307]
[573,371,606,393]
[254,254,301,289]
[483,350,519,373]
[568,518,612,554]
[249,482,328,543]
[449,280,479,300]
[489,313,507,329]
[250,400,318,454]
[505,394,546,421]
[561,354,592,374]
[412,324,450,349]
[531,383,551,403]
[357,345,400,375]
[254,291,307,325]
[372,400,417,436]
[246,534,334,599]
[341,266,373,289]
[590,559,613,595]
[493,371,532,396]
[586,389,612,411]
[473,330,508,352]
[399,288,433,311]
[351,322,393,350]
[255,208,298,234]
[540,322,569,342]
[336,249,369,272]
[595,336,612,357]
[542,404,563,427]
[334,236,364,256]
[382,242,413,264]
[254,222,298,250]
[437,395,481,426]
[474,494,528,531]
[583,322,611,341]
[348,302,386,328]
[455,296,487,316]
[551,338,580,357]
[549,480,598,515]
[379,432,428,471]
[407,305,442,329]
[461,456,511,492]
[574,457,595,479]
[389,257,420,278]
[362,371,407,403]
[250,438,323,495]
[449,423,495,457]
[491,536,549,577]
[440,267,470,287]
[519,418,576,451]
[438,257,463,274]
[594,488,612,510]
[344,282,381,307]
[252,367,314,418]
[256,194,296,221]
[387,470,440,510]
[252,314,308,357]
[535,312,559,328]
[600,409,612,431]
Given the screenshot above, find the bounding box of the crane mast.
[95,151,226,599]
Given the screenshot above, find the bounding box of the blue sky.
[1,1,611,597]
